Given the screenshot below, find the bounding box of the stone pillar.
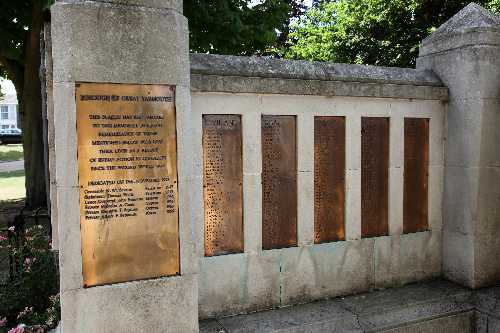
[51,0,198,331]
[417,3,500,288]
[42,22,59,249]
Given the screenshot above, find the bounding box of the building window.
[0,106,8,120]
[15,105,20,128]
[1,125,8,129]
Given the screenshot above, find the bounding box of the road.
[0,160,24,173]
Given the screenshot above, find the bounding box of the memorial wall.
[47,48,447,325]
[47,2,500,329]
[190,54,447,318]
[47,54,447,323]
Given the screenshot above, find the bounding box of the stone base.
[200,280,500,333]
[61,274,198,333]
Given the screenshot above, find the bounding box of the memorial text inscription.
[261,115,297,250]
[203,115,244,256]
[361,117,389,238]
[314,116,346,243]
[76,83,179,287]
[404,118,429,233]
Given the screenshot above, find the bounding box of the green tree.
[185,0,304,55]
[286,0,500,67]
[489,0,500,12]
[0,0,49,209]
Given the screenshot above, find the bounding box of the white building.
[0,94,20,130]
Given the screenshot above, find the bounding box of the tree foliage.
[185,0,305,55]
[0,1,31,70]
[285,0,500,67]
[0,0,51,209]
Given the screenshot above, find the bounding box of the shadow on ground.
[0,198,25,228]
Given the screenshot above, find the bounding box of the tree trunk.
[21,1,47,209]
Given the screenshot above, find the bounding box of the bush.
[0,225,59,333]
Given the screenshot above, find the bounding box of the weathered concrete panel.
[52,82,77,188]
[479,99,500,168]
[374,232,442,289]
[476,166,500,286]
[418,46,500,100]
[374,236,401,289]
[280,240,374,305]
[399,231,442,285]
[52,2,189,85]
[57,187,83,292]
[61,275,198,333]
[198,253,281,318]
[443,99,483,168]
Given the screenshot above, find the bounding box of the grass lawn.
[0,170,26,200]
[0,144,24,162]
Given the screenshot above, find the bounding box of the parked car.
[0,128,22,144]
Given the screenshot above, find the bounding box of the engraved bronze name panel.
[76,82,179,287]
[203,115,244,256]
[262,115,297,250]
[314,117,346,243]
[403,118,429,233]
[361,117,389,238]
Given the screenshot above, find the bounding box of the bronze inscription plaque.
[203,115,244,256]
[314,117,346,243]
[403,118,429,233]
[76,82,179,287]
[262,115,297,250]
[361,117,389,238]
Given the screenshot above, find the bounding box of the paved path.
[0,160,24,173]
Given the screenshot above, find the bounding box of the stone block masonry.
[191,75,446,317]
[51,0,199,331]
[417,3,500,288]
[47,1,500,331]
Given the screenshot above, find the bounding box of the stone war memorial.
[46,0,500,332]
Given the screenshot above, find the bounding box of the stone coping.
[190,54,444,87]
[56,0,182,12]
[200,280,500,333]
[190,54,448,100]
[419,3,500,57]
[190,74,448,100]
